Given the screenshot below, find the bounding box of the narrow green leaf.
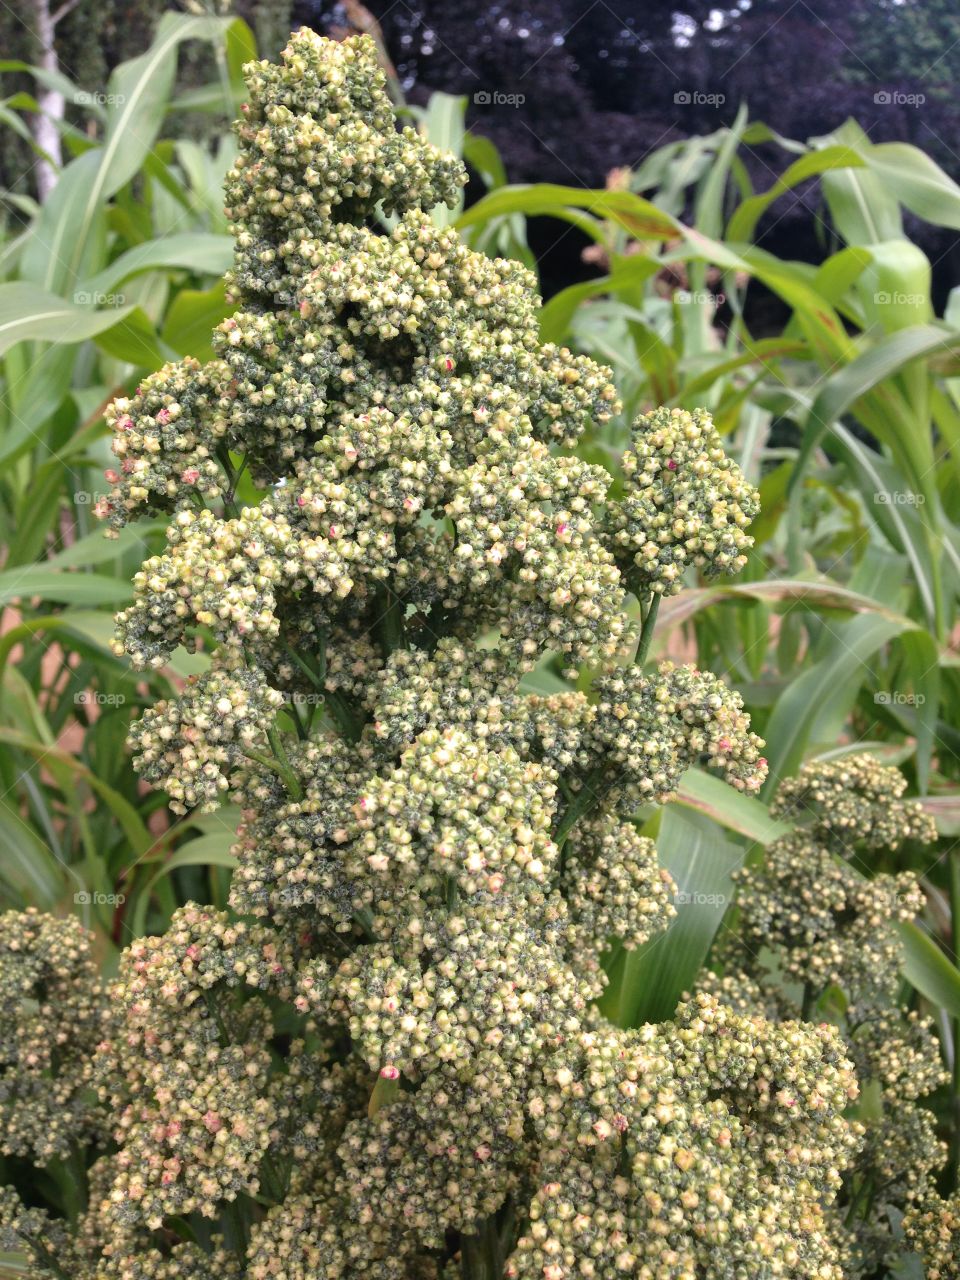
[727,145,866,243]
[762,613,908,793]
[598,807,742,1027]
[80,233,234,297]
[0,283,134,356]
[674,769,791,845]
[0,567,132,607]
[898,921,960,1019]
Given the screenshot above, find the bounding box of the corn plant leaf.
[598,807,742,1028]
[80,233,234,297]
[0,283,135,356]
[761,613,910,793]
[457,184,679,242]
[898,921,960,1019]
[22,13,239,294]
[675,768,791,845]
[0,567,132,606]
[726,144,865,243]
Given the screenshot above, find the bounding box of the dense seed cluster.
[0,28,906,1280]
[511,994,859,1279]
[129,664,286,813]
[94,905,297,1231]
[603,406,759,594]
[715,755,950,1276]
[904,1193,960,1279]
[770,754,938,850]
[0,910,103,1163]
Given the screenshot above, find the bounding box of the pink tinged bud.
[717,737,732,751]
[445,358,453,371]
[329,525,340,539]
[118,416,134,431]
[556,522,569,537]
[667,459,678,470]
[185,945,200,961]
[474,1144,492,1161]
[156,408,171,424]
[121,458,136,473]
[93,498,111,519]
[181,468,200,484]
[612,1113,629,1132]
[104,469,120,483]
[203,1111,223,1133]
[297,495,307,507]
[380,1064,400,1080]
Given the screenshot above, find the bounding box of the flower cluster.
[0,909,103,1163]
[713,755,950,1276]
[129,664,286,813]
[511,993,859,1279]
[904,1192,960,1279]
[603,405,759,595]
[0,28,889,1280]
[770,753,938,850]
[101,359,233,532]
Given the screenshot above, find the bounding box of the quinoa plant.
[0,29,895,1280]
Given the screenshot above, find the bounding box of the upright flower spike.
[1,30,886,1280]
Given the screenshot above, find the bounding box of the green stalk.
[280,639,363,742]
[554,765,611,850]
[460,1218,500,1280]
[377,584,407,655]
[634,593,660,666]
[266,725,303,799]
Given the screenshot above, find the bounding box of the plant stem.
[634,593,660,665]
[377,584,407,656]
[222,1195,249,1255]
[460,1217,501,1280]
[800,981,815,1022]
[266,725,303,799]
[554,765,611,850]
